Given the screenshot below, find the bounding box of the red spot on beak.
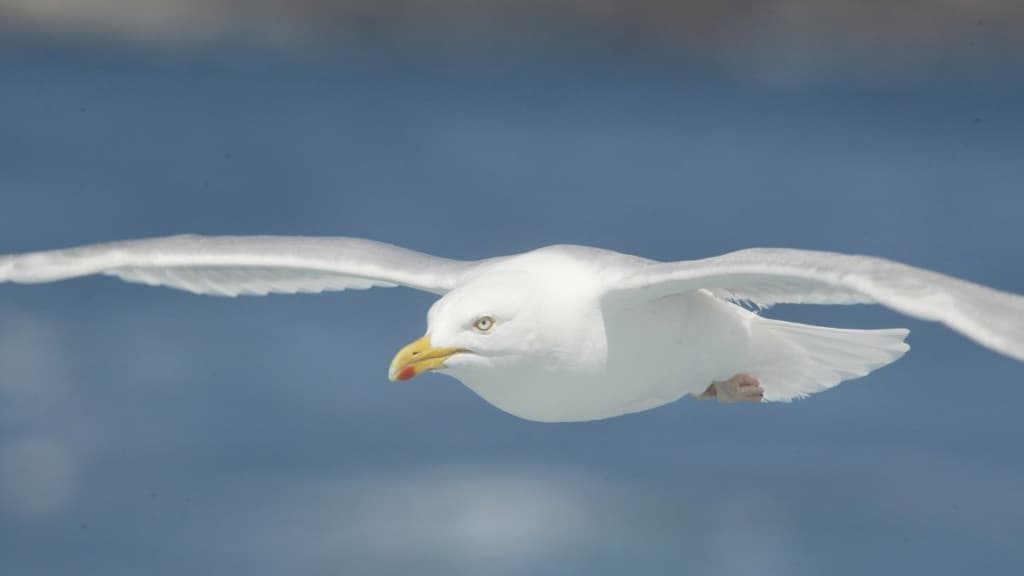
[397,366,417,381]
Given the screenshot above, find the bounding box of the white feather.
[747,317,910,401]
[606,247,1024,362]
[0,234,473,296]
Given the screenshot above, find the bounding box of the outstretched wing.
[605,247,1024,362]
[0,235,476,296]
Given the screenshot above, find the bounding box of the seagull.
[2,235,1022,422]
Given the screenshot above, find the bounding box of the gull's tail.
[748,317,910,402]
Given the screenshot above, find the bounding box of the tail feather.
[750,317,910,402]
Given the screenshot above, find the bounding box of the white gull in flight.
[2,235,1021,422]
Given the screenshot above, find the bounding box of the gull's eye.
[473,316,495,332]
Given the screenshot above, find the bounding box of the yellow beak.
[388,335,461,381]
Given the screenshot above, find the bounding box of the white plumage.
[2,235,1021,421]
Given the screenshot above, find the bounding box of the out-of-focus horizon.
[4,0,1023,56]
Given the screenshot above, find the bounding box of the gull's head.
[387,249,607,386]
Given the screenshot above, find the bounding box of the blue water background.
[1,38,1023,574]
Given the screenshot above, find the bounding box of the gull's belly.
[456,292,755,422]
[601,291,754,412]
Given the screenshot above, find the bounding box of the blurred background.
[1,1,1023,574]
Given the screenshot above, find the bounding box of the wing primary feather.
[1,235,477,297]
[606,247,1024,362]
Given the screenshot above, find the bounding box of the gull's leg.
[698,373,764,403]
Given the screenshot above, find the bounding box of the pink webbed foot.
[699,373,764,404]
